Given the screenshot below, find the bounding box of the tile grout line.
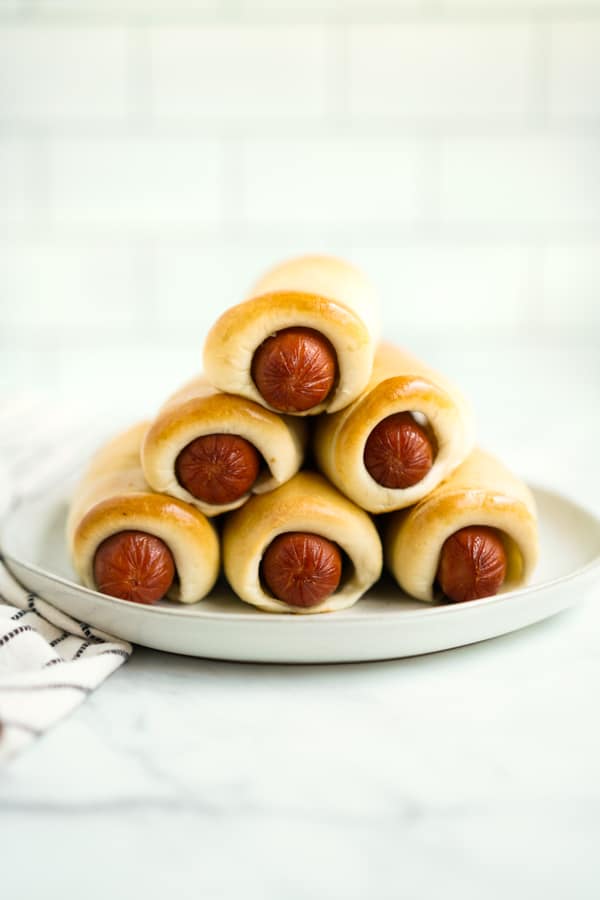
[417,137,442,233]
[134,237,160,327]
[220,137,244,243]
[126,23,153,130]
[522,245,544,334]
[329,22,349,129]
[2,224,600,245]
[26,135,52,233]
[3,7,600,26]
[2,119,600,139]
[531,15,551,128]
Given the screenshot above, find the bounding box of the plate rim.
[2,483,600,626]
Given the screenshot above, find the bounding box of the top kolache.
[203,254,380,415]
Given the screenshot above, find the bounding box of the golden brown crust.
[385,448,539,602]
[203,255,379,416]
[141,375,307,516]
[313,342,475,513]
[68,423,219,604]
[222,471,382,614]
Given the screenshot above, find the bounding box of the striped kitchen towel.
[0,556,132,762]
[0,393,133,762]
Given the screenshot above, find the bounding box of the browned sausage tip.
[251,327,337,413]
[261,531,342,608]
[436,526,507,603]
[364,412,434,489]
[93,530,175,605]
[176,433,261,505]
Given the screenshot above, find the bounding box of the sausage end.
[436,526,507,603]
[261,531,343,608]
[251,327,337,413]
[176,433,261,505]
[93,530,176,605]
[364,412,434,489]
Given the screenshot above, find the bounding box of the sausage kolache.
[142,376,307,517]
[223,471,382,614]
[385,449,539,604]
[203,254,379,416]
[314,343,474,513]
[68,423,219,605]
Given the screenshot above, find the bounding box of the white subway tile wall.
[0,26,129,121]
[548,23,600,119]
[541,244,600,325]
[0,140,33,225]
[241,138,425,225]
[0,0,598,400]
[48,137,224,227]
[0,243,141,328]
[439,137,600,226]
[347,25,537,120]
[150,27,333,120]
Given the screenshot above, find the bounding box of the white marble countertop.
[1,335,599,900]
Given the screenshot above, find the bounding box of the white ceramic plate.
[1,485,599,663]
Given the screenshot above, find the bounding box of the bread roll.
[141,376,307,517]
[222,471,382,614]
[67,423,219,604]
[385,448,539,602]
[314,342,475,513]
[203,254,379,416]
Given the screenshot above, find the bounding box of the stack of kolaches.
[67,255,539,614]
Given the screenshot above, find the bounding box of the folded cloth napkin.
[0,558,132,762]
[0,393,133,762]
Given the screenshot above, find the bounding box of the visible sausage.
[364,412,434,489]
[261,531,343,608]
[436,526,507,603]
[176,433,261,505]
[93,530,175,605]
[251,327,337,412]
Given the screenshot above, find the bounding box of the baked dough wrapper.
[314,342,475,513]
[203,255,380,416]
[385,448,539,602]
[141,376,307,517]
[67,422,220,604]
[223,471,383,614]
